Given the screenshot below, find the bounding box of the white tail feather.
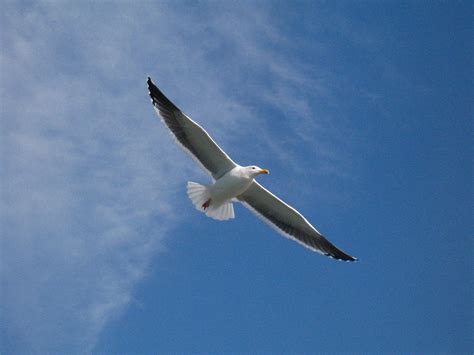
[187,182,210,211]
[186,181,235,221]
[206,201,235,221]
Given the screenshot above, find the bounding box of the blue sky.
[1,1,472,353]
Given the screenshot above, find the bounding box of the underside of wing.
[238,182,357,261]
[147,77,236,180]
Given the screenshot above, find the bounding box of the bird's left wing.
[147,77,237,180]
[238,181,358,261]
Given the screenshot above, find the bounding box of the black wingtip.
[333,254,358,262]
[343,253,358,262]
[147,77,158,92]
[147,76,155,90]
[343,254,359,262]
[325,248,358,262]
[334,246,358,262]
[146,77,180,111]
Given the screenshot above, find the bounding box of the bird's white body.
[187,165,268,221]
[210,166,253,205]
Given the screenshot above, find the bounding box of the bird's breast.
[210,171,252,204]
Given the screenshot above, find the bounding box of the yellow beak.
[259,169,270,175]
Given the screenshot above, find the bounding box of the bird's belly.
[210,174,251,204]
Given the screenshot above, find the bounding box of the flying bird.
[147,77,357,261]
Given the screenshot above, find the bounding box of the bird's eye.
[252,167,256,169]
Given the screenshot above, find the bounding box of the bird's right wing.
[147,77,237,180]
[238,181,357,261]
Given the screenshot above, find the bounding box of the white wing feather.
[238,182,357,261]
[148,77,236,180]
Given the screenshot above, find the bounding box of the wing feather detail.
[238,182,357,261]
[147,77,236,180]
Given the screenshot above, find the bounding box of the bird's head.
[244,165,270,178]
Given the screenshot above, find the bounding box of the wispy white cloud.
[1,1,358,353]
[1,3,179,353]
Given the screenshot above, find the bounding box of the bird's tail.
[186,181,235,221]
[187,181,210,212]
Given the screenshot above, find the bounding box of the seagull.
[147,77,357,262]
